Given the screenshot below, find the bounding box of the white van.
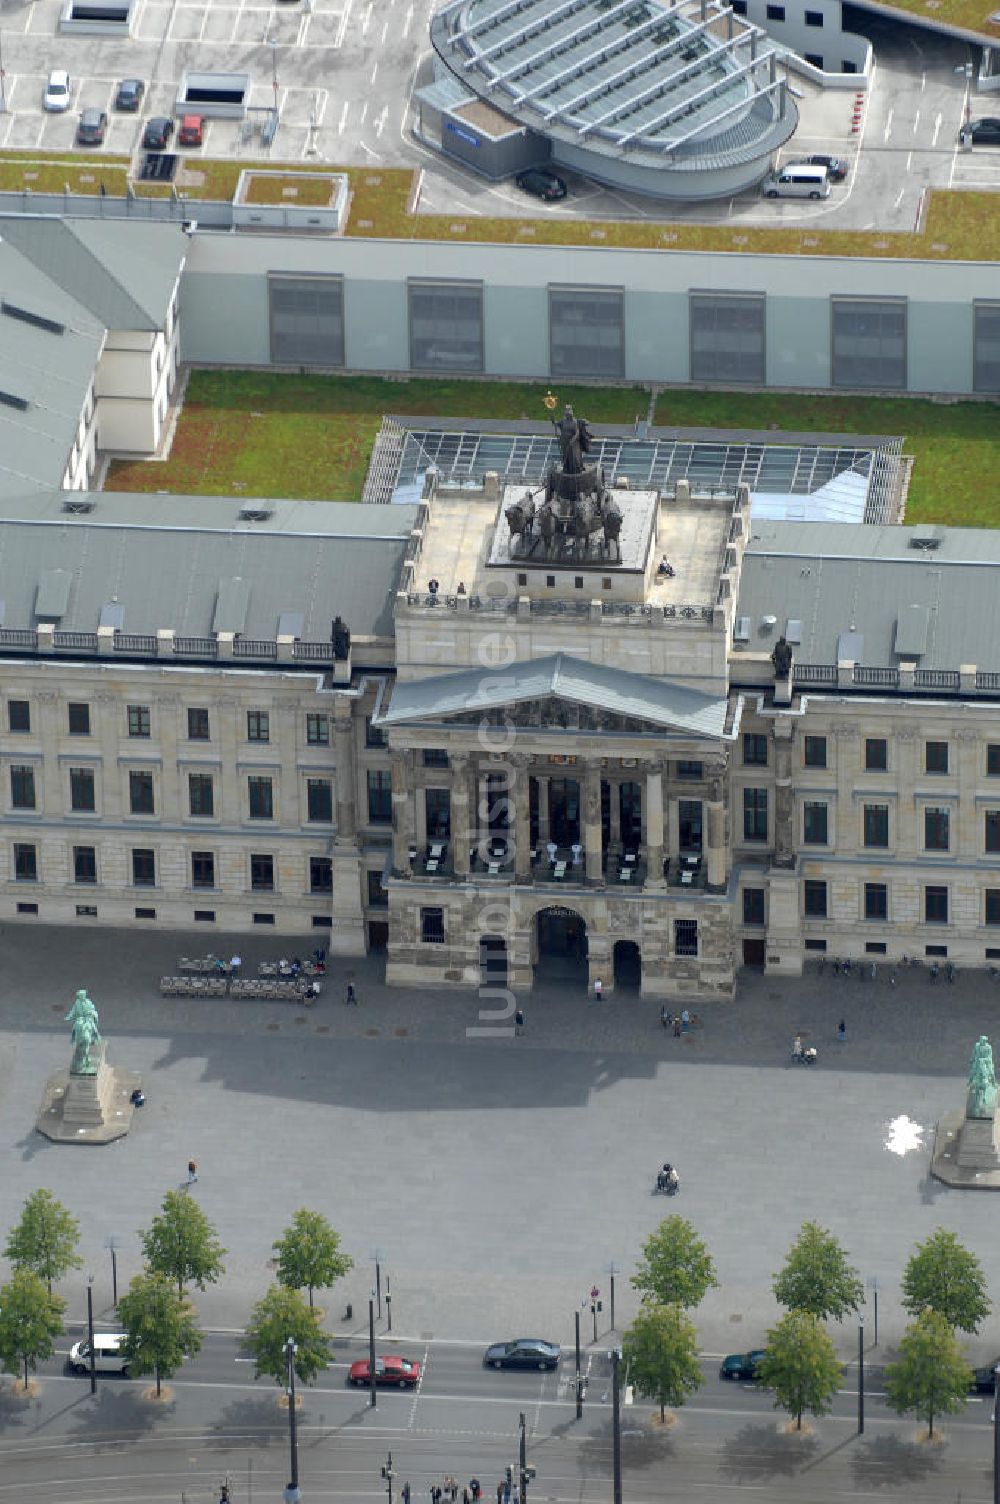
[68,1333,130,1375]
[762,165,830,200]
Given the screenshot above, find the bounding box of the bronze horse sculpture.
[502,406,623,562]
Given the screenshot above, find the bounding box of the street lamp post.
[857,1314,864,1436]
[518,1410,529,1504]
[993,1363,1000,1504]
[606,1262,619,1332]
[611,1348,623,1504]
[866,1276,878,1347]
[574,1310,583,1420]
[284,1337,300,1504]
[369,1298,377,1409]
[106,1236,121,1307]
[87,1276,96,1396]
[381,1449,394,1504]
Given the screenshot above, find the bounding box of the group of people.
[660,1007,692,1036]
[406,1478,491,1504]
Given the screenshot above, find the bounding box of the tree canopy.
[622,1302,704,1421]
[631,1216,719,1310]
[901,1227,990,1334]
[118,1271,203,1397]
[884,1309,973,1437]
[772,1221,864,1323]
[140,1190,226,1298]
[273,1209,352,1309]
[756,1310,843,1431]
[245,1284,333,1388]
[4,1189,83,1295]
[0,1268,65,1389]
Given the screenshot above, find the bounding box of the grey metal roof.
[737,522,1000,673]
[0,218,185,331]
[379,652,730,736]
[0,507,417,642]
[0,489,420,536]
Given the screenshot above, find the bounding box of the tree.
[117,1271,203,1398]
[0,1268,65,1389]
[756,1310,843,1431]
[772,1221,863,1323]
[140,1190,226,1299]
[631,1216,718,1310]
[245,1284,333,1388]
[883,1309,973,1438]
[273,1209,353,1310]
[901,1227,990,1334]
[622,1302,704,1421]
[4,1189,83,1295]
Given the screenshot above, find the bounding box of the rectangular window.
[925,885,948,924]
[986,889,1000,926]
[423,748,450,768]
[743,733,768,766]
[188,773,214,818]
[831,298,907,390]
[367,868,388,907]
[549,286,625,379]
[743,787,768,841]
[925,741,949,774]
[135,906,156,920]
[803,802,828,844]
[804,879,828,917]
[247,711,270,743]
[132,848,155,886]
[805,6,824,20]
[69,767,95,812]
[306,714,329,746]
[307,778,333,823]
[248,776,274,820]
[986,811,1000,854]
[974,301,1000,394]
[127,704,151,738]
[191,851,215,889]
[194,909,216,922]
[766,2,785,15]
[365,718,388,749]
[367,769,392,823]
[251,853,274,891]
[689,292,765,385]
[13,842,37,881]
[424,786,451,840]
[804,51,823,65]
[310,856,333,894]
[674,918,699,957]
[269,274,345,367]
[864,882,888,921]
[988,744,1000,776]
[68,702,90,735]
[11,765,36,810]
[76,905,97,918]
[804,735,827,769]
[421,906,445,944]
[865,737,888,771]
[253,912,275,926]
[676,760,703,780]
[129,771,155,814]
[8,700,30,733]
[73,845,96,884]
[187,707,210,741]
[408,279,484,373]
[924,806,950,851]
[863,803,889,847]
[743,887,765,925]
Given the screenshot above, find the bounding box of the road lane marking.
[932,111,942,146]
[893,187,905,208]
[363,0,372,32]
[335,0,353,48]
[403,1,413,36]
[339,99,349,133]
[913,109,920,134]
[905,150,912,171]
[883,108,892,143]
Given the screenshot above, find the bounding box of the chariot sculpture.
[503,404,622,563]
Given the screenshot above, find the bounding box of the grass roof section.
[868,0,1000,38]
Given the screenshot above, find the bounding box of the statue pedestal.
[931,1108,1000,1189]
[36,1040,141,1145]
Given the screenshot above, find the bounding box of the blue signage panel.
[445,119,481,148]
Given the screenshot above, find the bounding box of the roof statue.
[332,615,351,660]
[967,1034,998,1119]
[502,402,622,565]
[771,635,793,679]
[65,988,101,1076]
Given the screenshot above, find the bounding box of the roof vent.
[238,507,273,523]
[35,568,72,619]
[760,614,777,631]
[785,619,802,645]
[909,526,943,550]
[1,299,65,336]
[62,499,95,515]
[0,389,30,412]
[733,615,750,644]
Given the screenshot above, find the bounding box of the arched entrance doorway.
[534,906,588,988]
[613,939,641,993]
[480,934,508,987]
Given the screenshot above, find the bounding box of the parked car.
[515,167,567,202]
[970,1359,1000,1393]
[788,153,848,182]
[719,1349,767,1381]
[76,108,108,146]
[349,1355,422,1389]
[178,114,204,147]
[142,117,174,150]
[483,1338,560,1371]
[43,69,72,112]
[114,78,145,112]
[960,117,1000,146]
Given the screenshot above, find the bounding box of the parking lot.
[0,0,996,229]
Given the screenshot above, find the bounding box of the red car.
[178,114,204,146]
[349,1355,422,1389]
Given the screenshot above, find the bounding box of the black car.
[960,117,1000,146]
[515,167,567,202]
[719,1349,767,1381]
[76,108,108,146]
[789,153,848,182]
[970,1359,1000,1393]
[115,78,145,111]
[142,116,174,149]
[484,1338,561,1371]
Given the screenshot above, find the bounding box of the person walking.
[672,1012,681,1038]
[515,1007,525,1036]
[594,978,603,1001]
[660,1006,670,1030]
[402,1485,411,1504]
[681,1008,690,1033]
[496,1483,504,1504]
[346,981,358,1006]
[230,953,241,978]
[837,1017,846,1042]
[187,1159,198,1185]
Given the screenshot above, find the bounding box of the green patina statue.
[65,989,101,1076]
[967,1034,998,1120]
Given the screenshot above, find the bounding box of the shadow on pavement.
[719,1420,819,1482]
[850,1431,945,1489]
[0,1385,32,1432]
[209,1392,288,1446]
[578,1417,675,1474]
[64,1385,165,1444]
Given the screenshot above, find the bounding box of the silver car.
[44,69,72,112]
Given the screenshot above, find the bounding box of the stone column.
[536,774,550,843]
[512,755,533,882]
[451,752,473,877]
[390,747,413,876]
[333,703,356,842]
[644,762,665,888]
[705,760,728,892]
[584,761,603,882]
[773,723,794,867]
